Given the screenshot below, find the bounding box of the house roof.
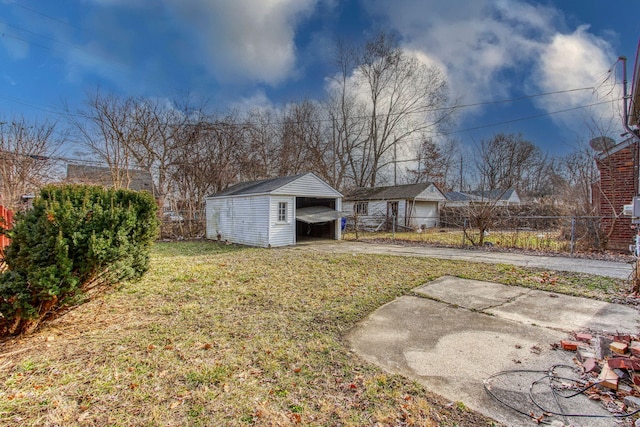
[444,191,472,202]
[445,189,518,202]
[211,174,305,197]
[468,189,517,201]
[594,136,637,161]
[208,173,342,198]
[345,182,441,201]
[66,164,153,193]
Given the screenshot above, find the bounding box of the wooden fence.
[0,205,13,252]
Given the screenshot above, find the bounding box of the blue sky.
[1,0,639,157]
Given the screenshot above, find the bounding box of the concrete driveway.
[293,240,633,279]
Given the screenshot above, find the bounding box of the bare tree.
[170,113,246,213]
[278,100,332,180]
[559,145,598,215]
[0,117,63,210]
[474,133,540,192]
[408,137,460,190]
[69,89,137,189]
[125,96,207,208]
[240,108,280,181]
[325,37,369,190]
[327,32,452,188]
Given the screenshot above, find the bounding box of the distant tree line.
[0,32,608,222]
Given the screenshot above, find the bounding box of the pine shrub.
[0,184,159,336]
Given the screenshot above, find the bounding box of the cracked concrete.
[346,276,640,426]
[413,276,639,334]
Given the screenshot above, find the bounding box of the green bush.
[0,184,159,336]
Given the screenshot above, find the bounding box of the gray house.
[205,173,343,248]
[66,164,154,194]
[343,182,446,230]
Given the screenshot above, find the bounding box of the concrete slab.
[414,276,640,334]
[346,277,640,426]
[487,289,640,334]
[414,276,530,310]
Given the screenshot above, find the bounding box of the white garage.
[205,173,343,248]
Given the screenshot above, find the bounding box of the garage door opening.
[295,197,341,242]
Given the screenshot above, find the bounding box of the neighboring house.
[592,137,637,251]
[66,164,154,194]
[205,173,343,248]
[343,182,446,230]
[444,189,520,207]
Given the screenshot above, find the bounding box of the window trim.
[277,201,287,223]
[354,201,368,216]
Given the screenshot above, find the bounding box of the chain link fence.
[345,214,612,255]
[163,207,621,256]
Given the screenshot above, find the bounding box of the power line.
[0,31,55,52]
[10,2,82,32]
[442,99,617,136]
[0,83,619,126]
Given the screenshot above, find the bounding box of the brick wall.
[595,143,638,251]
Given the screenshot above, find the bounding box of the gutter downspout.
[620,56,640,195]
[620,55,640,292]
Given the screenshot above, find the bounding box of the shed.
[205,173,343,248]
[343,182,446,230]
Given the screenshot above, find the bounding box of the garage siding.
[413,202,439,228]
[268,196,296,247]
[274,174,341,198]
[206,196,270,247]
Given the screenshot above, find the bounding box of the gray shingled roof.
[445,189,516,202]
[468,189,515,201]
[67,164,153,193]
[209,174,306,197]
[444,191,472,202]
[345,182,435,201]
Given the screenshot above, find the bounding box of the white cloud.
[363,0,620,135]
[533,26,620,130]
[230,90,275,115]
[162,0,318,85]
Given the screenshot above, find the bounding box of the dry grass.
[345,229,570,252]
[0,241,626,426]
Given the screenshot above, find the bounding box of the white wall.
[413,202,439,228]
[206,196,270,247]
[344,199,440,229]
[275,174,342,198]
[268,196,296,247]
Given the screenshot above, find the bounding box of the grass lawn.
[0,241,627,426]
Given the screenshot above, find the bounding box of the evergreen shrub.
[0,184,159,336]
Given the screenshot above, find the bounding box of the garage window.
[278,202,287,222]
